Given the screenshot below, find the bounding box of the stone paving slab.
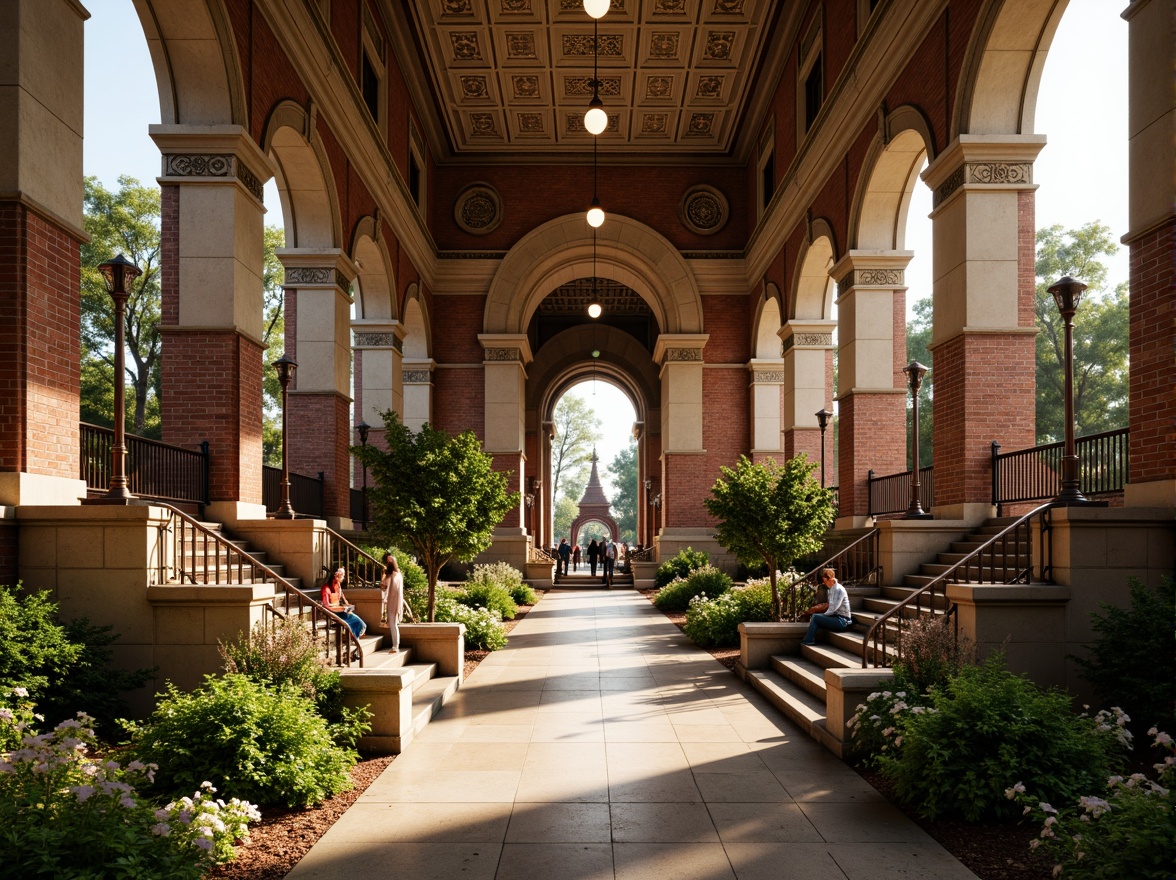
[286,590,978,880]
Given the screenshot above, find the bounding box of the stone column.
[1122,0,1175,508]
[830,252,911,523]
[151,125,274,523]
[780,321,836,467]
[279,249,358,527]
[352,320,406,430]
[478,334,531,567]
[748,359,786,464]
[0,0,88,505]
[653,334,708,537]
[921,135,1044,522]
[402,359,435,433]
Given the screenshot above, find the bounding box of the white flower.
[1039,803,1057,814]
[1153,730,1173,747]
[71,785,95,802]
[1078,796,1110,818]
[12,687,28,698]
[152,823,171,837]
[1053,865,1063,877]
[1044,816,1057,828]
[1004,782,1025,799]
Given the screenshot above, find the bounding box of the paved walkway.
[287,590,977,880]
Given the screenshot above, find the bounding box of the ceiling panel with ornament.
[393,0,787,159]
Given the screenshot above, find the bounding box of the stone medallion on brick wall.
[454,183,503,235]
[679,185,728,236]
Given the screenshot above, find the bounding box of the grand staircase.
[746,515,1036,745]
[552,566,635,588]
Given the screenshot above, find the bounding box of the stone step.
[405,674,461,741]
[799,640,861,670]
[771,654,828,701]
[746,668,827,732]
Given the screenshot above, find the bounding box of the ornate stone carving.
[517,113,545,133]
[782,332,833,352]
[650,33,679,58]
[354,333,403,351]
[403,370,432,384]
[564,76,620,97]
[563,34,621,57]
[484,347,522,361]
[704,31,735,60]
[450,32,482,60]
[454,184,503,235]
[460,76,489,99]
[933,165,966,207]
[285,267,348,288]
[837,268,904,294]
[646,75,673,99]
[443,0,473,14]
[566,113,618,134]
[713,0,745,13]
[512,75,540,99]
[163,154,264,201]
[641,114,669,134]
[968,162,1031,185]
[696,75,724,99]
[470,113,499,137]
[505,32,536,59]
[686,112,715,137]
[680,185,728,235]
[500,0,532,13]
[664,348,703,362]
[654,0,686,12]
[752,370,787,382]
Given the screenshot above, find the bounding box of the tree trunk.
[769,567,782,622]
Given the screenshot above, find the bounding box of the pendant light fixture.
[588,228,602,318]
[583,16,608,135]
[586,136,605,227]
[583,0,609,19]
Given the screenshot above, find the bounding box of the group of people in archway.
[556,537,627,586]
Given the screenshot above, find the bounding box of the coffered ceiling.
[394,0,787,159]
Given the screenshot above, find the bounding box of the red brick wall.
[161,330,265,505]
[288,392,351,519]
[433,368,485,441]
[0,203,81,479]
[838,391,906,517]
[702,295,751,364]
[931,333,1035,507]
[1127,219,1175,485]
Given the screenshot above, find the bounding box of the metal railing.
[528,542,559,564]
[318,526,417,621]
[151,501,363,667]
[777,528,881,618]
[262,465,325,518]
[350,488,367,528]
[81,423,208,506]
[868,466,934,518]
[861,502,1052,668]
[992,428,1128,515]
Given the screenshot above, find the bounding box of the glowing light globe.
[584,104,608,135]
[586,199,605,228]
[584,0,609,19]
[588,303,602,318]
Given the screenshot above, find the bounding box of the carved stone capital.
[161,153,265,201]
[354,332,404,352]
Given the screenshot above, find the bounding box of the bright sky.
[83,0,1129,496]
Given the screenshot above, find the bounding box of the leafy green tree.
[1034,223,1129,441]
[552,494,579,544]
[261,225,286,465]
[906,296,933,467]
[353,413,519,620]
[606,440,638,542]
[81,176,162,436]
[704,455,835,621]
[550,393,601,502]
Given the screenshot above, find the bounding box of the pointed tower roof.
[577,448,611,506]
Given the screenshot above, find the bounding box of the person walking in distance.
[557,538,571,576]
[602,538,616,587]
[587,538,600,577]
[572,542,582,572]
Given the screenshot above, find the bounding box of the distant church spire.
[578,447,610,506]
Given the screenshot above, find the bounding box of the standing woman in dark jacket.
[587,539,600,577]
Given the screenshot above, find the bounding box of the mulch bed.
[637,588,1056,880]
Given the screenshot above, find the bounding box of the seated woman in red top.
[320,568,367,640]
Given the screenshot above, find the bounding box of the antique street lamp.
[273,353,298,519]
[815,408,833,488]
[902,360,932,519]
[1048,276,1089,504]
[356,420,370,528]
[96,254,142,503]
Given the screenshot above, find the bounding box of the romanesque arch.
[134,0,247,127]
[790,223,838,321]
[850,108,935,251]
[401,285,433,433]
[749,284,786,461]
[349,215,396,321]
[261,101,342,250]
[954,0,1068,137]
[483,214,703,336]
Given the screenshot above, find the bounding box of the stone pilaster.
[921,135,1043,520]
[747,359,786,462]
[830,252,911,521]
[151,125,274,522]
[653,334,708,532]
[402,359,435,433]
[779,320,835,468]
[479,334,532,536]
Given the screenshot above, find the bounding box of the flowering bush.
[126,674,358,808]
[653,565,732,612]
[894,615,976,694]
[469,561,535,605]
[434,593,508,651]
[875,655,1131,821]
[1008,728,1176,879]
[455,580,519,620]
[848,687,935,760]
[0,711,257,878]
[682,577,774,647]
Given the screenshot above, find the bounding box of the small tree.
[353,413,519,621]
[704,454,834,620]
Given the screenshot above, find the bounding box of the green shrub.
[510,582,539,606]
[433,593,508,651]
[683,577,773,647]
[1073,576,1175,737]
[894,615,976,694]
[362,545,428,594]
[654,547,710,589]
[468,561,538,605]
[127,674,359,808]
[653,565,732,612]
[219,618,370,749]
[0,711,258,878]
[454,581,518,620]
[847,684,919,761]
[877,654,1129,821]
[1010,727,1176,880]
[0,584,82,700]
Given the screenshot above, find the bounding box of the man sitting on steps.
[800,568,852,646]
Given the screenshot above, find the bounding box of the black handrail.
[991,427,1128,515]
[81,423,209,506]
[262,465,325,517]
[860,502,1052,668]
[868,466,934,518]
[777,528,881,618]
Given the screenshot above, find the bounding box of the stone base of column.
[836,391,905,518]
[0,472,87,507]
[480,530,530,572]
[1124,479,1176,509]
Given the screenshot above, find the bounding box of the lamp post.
[815,408,833,488]
[643,478,653,545]
[273,354,298,519]
[96,254,143,503]
[1048,276,1089,505]
[903,360,932,519]
[356,420,370,529]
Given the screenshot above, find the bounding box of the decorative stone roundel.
[454,183,503,235]
[679,185,728,236]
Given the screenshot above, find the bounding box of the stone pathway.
[286,590,977,880]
